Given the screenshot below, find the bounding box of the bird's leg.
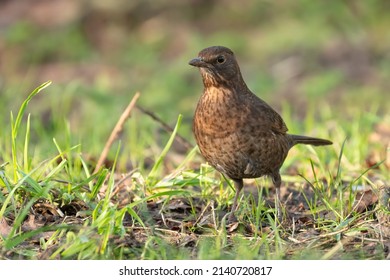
[228,178,243,223]
[272,172,283,222]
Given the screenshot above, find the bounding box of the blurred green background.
[0,0,389,165]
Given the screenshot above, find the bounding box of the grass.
[0,81,388,260]
[0,0,389,260]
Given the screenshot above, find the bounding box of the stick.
[94,92,140,174]
[135,105,193,151]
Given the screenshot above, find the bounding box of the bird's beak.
[189,57,207,68]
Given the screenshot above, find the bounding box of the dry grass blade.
[94,92,141,174]
[109,169,139,199]
[193,200,212,227]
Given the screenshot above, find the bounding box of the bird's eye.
[216,55,225,64]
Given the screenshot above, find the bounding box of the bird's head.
[189,46,244,88]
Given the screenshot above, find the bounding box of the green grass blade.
[45,159,68,180]
[0,180,21,220]
[3,171,53,242]
[103,141,122,204]
[4,224,72,250]
[18,170,44,195]
[12,81,52,139]
[79,155,93,190]
[89,169,109,200]
[10,81,52,182]
[147,114,182,183]
[23,114,31,172]
[124,206,145,227]
[335,138,347,183]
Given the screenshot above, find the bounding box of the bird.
[189,46,332,222]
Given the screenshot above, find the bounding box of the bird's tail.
[290,134,332,146]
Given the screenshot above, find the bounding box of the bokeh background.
[0,0,389,166]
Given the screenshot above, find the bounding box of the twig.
[109,169,139,199]
[135,105,193,151]
[193,200,211,227]
[94,92,140,174]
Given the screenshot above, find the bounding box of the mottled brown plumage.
[189,46,332,221]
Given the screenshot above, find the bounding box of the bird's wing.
[247,94,289,134]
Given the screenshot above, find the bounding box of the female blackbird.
[189,46,332,222]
